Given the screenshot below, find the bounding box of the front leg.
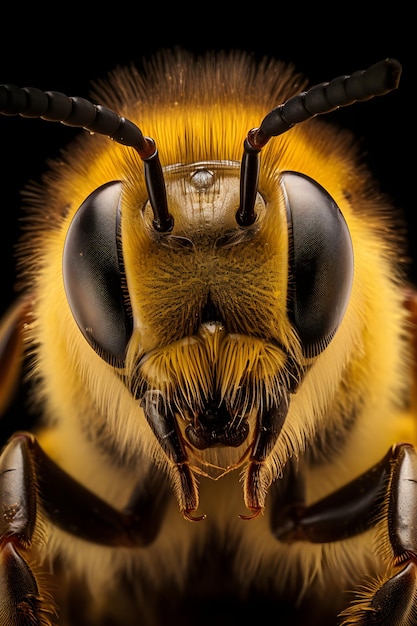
[0,432,171,625]
[270,444,417,625]
[0,431,47,625]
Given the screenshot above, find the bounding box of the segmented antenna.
[237,58,402,226]
[0,58,402,233]
[0,84,173,232]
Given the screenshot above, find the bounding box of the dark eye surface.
[63,181,132,364]
[281,171,354,357]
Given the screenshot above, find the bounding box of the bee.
[0,49,415,626]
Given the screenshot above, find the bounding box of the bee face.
[62,155,293,478]
[63,135,353,484]
[128,160,283,477]
[125,160,275,351]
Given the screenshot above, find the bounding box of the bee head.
[0,57,402,513]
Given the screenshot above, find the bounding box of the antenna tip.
[366,58,402,95]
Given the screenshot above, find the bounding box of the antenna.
[237,58,402,226]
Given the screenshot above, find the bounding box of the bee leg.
[341,443,417,625]
[0,429,53,625]
[271,443,417,625]
[0,430,175,624]
[0,295,33,417]
[242,390,290,518]
[141,390,203,520]
[6,432,173,546]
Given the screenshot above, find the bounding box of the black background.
[1,10,413,308]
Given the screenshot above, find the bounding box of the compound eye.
[281,171,354,358]
[63,181,133,365]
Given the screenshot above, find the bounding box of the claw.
[182,509,206,522]
[243,460,272,514]
[239,507,263,521]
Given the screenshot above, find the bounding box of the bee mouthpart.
[184,399,250,450]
